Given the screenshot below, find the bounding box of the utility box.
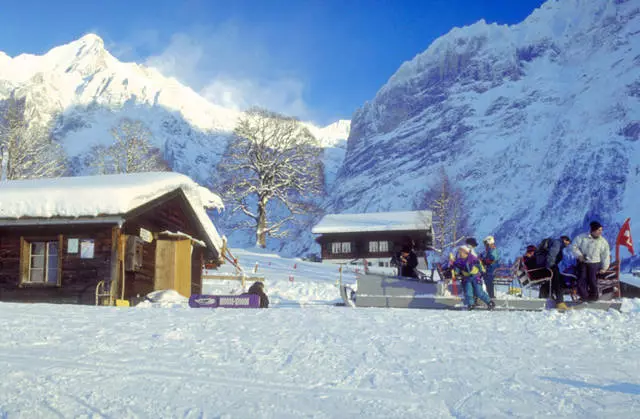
[125,235,144,272]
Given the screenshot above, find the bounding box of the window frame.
[330,241,352,255]
[20,235,63,287]
[368,240,389,254]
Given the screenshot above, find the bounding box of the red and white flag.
[616,218,634,255]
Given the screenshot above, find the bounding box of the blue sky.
[0,0,546,124]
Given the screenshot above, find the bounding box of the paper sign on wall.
[80,239,95,259]
[67,238,79,254]
[140,228,153,243]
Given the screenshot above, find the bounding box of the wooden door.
[154,239,193,297]
[174,239,192,297]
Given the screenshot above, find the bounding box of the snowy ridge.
[332,0,640,257]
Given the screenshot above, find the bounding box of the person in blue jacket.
[481,236,500,298]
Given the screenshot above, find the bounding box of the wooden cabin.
[0,172,224,305]
[312,211,434,268]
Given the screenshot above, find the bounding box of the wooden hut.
[312,211,434,268]
[0,172,224,305]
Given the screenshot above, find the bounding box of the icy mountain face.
[0,35,349,189]
[331,0,640,256]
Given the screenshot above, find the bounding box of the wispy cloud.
[118,23,312,120]
[201,77,309,119]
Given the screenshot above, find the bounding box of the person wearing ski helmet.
[481,235,500,299]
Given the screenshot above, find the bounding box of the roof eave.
[0,215,125,227]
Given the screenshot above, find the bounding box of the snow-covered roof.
[0,172,225,252]
[312,211,432,234]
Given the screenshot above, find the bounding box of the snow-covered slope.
[0,250,639,417]
[0,35,350,189]
[331,0,640,256]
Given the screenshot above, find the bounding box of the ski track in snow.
[0,249,639,418]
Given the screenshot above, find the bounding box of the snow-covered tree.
[0,95,66,180]
[86,118,169,174]
[217,108,324,248]
[416,167,471,252]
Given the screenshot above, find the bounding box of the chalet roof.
[0,172,225,252]
[312,211,432,234]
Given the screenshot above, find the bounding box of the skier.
[536,236,569,309]
[558,236,578,279]
[465,237,479,256]
[247,281,269,308]
[522,245,538,270]
[572,221,611,302]
[398,246,418,278]
[452,245,495,310]
[481,236,500,299]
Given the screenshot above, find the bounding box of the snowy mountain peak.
[313,119,351,147]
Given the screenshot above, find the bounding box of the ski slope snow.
[0,249,639,418]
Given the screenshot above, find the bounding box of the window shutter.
[19,237,30,286]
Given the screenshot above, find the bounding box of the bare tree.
[0,95,66,180]
[417,167,470,252]
[217,108,324,248]
[86,118,169,174]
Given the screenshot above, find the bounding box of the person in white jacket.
[572,221,611,302]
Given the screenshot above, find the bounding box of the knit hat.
[526,245,537,253]
[590,221,602,232]
[458,245,471,254]
[483,235,495,245]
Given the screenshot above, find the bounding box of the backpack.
[534,237,553,267]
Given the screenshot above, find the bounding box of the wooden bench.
[596,261,620,300]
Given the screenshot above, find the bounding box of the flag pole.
[616,239,621,298]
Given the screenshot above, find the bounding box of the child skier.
[452,245,495,310]
[481,235,500,298]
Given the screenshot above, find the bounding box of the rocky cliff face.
[331,0,640,255]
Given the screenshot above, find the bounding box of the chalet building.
[0,172,224,305]
[312,211,434,268]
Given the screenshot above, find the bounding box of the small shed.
[0,172,225,305]
[312,210,434,268]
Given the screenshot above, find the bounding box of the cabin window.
[368,241,389,253]
[25,241,60,285]
[331,242,351,254]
